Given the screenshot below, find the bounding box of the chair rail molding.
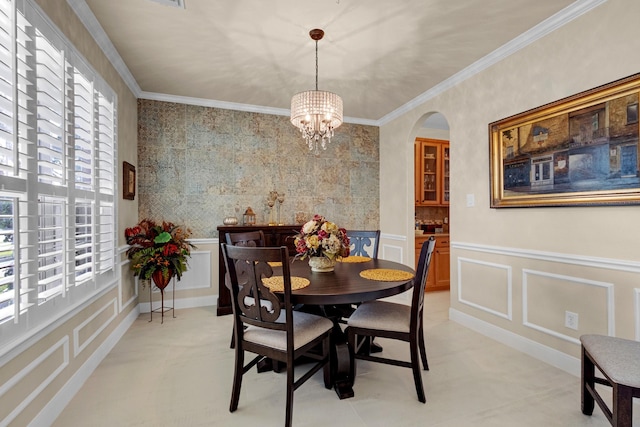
[452,241,640,273]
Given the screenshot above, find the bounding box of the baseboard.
[449,308,580,377]
[138,295,218,313]
[30,306,140,427]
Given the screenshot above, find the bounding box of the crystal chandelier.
[290,29,343,154]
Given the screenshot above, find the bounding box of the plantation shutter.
[0,0,117,340]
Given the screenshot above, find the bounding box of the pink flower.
[292,214,350,261]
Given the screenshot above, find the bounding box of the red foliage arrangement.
[124,219,195,282]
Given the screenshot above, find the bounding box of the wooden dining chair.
[221,244,333,427]
[225,230,268,349]
[339,229,381,340]
[346,236,436,403]
[580,334,640,427]
[346,229,380,259]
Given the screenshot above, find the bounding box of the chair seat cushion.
[581,334,640,388]
[347,300,411,333]
[244,311,333,351]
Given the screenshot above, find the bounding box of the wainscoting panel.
[119,259,137,313]
[450,241,640,376]
[174,250,211,290]
[381,244,403,264]
[522,269,613,345]
[73,299,118,357]
[0,336,69,426]
[457,257,512,320]
[380,232,406,265]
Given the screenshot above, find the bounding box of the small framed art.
[123,161,136,200]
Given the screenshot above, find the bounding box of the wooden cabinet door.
[425,260,436,290]
[422,235,449,292]
[415,236,428,267]
[434,246,450,289]
[416,242,438,289]
[442,143,450,205]
[418,140,440,205]
[414,143,421,205]
[415,138,449,206]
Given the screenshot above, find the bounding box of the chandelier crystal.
[290,29,343,154]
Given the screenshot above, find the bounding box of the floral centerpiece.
[293,215,350,272]
[124,219,195,288]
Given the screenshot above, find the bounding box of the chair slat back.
[346,230,380,259]
[411,237,436,326]
[225,230,266,247]
[221,244,292,333]
[224,231,267,290]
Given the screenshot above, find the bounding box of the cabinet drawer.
[435,236,449,248]
[416,235,449,247]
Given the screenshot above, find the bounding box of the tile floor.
[53,291,633,426]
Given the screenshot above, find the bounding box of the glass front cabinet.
[415,138,450,206]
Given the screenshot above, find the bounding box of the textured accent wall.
[137,100,379,237]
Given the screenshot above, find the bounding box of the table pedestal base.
[257,358,284,373]
[332,340,354,399]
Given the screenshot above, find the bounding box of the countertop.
[415,233,449,239]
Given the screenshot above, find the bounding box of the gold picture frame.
[490,73,640,208]
[123,161,136,200]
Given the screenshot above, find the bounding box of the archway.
[408,111,451,302]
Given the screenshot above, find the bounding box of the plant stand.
[149,277,175,324]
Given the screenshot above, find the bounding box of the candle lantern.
[243,207,256,225]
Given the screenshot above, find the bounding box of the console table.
[216,224,299,315]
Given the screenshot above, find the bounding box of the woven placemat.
[359,269,414,282]
[337,255,371,263]
[262,276,310,292]
[267,261,283,267]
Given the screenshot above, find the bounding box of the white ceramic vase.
[308,256,335,273]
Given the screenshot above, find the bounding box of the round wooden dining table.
[287,258,415,304]
[272,257,416,399]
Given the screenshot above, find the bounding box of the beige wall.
[380,0,640,371]
[0,1,139,426]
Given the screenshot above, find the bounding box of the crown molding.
[139,91,378,126]
[66,0,142,97]
[377,0,607,126]
[140,91,290,116]
[68,0,605,127]
[148,0,185,8]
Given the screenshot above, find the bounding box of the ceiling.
[75,0,591,125]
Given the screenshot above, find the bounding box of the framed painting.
[490,73,640,208]
[123,161,135,200]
